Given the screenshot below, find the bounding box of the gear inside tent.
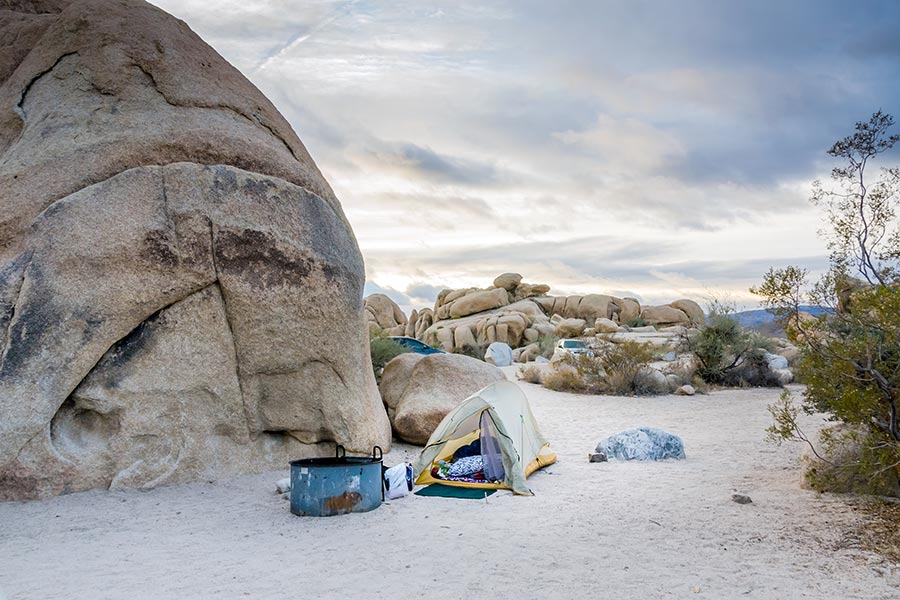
[413,381,557,495]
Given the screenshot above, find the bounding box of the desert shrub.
[369,330,412,383]
[802,425,900,497]
[690,374,710,394]
[720,350,784,388]
[537,333,559,359]
[569,340,655,395]
[458,343,485,361]
[680,313,774,386]
[600,341,655,394]
[624,316,647,328]
[518,364,544,384]
[542,366,585,392]
[748,331,777,353]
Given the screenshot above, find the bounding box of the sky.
[151,0,900,311]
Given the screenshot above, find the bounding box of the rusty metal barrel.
[289,445,384,516]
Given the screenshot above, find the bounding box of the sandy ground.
[1,372,898,600]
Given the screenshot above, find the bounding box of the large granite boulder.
[640,305,691,327]
[379,353,505,444]
[448,287,509,319]
[493,272,522,291]
[0,0,390,499]
[556,318,587,338]
[670,299,705,327]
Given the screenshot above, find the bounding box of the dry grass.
[518,364,544,384]
[542,367,585,392]
[854,499,900,564]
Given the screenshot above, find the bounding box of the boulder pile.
[377,273,708,358]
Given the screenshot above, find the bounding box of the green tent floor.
[414,484,497,499]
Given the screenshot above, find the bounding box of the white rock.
[484,342,513,367]
[765,352,789,370]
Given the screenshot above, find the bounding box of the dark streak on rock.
[207,226,253,437]
[129,61,300,162]
[98,309,165,383]
[214,227,315,289]
[0,260,64,377]
[0,251,33,363]
[81,283,218,390]
[141,230,180,267]
[16,51,78,121]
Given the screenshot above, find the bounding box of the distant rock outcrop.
[365,293,407,335]
[0,0,390,500]
[371,273,706,359]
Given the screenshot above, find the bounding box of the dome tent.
[413,381,557,495]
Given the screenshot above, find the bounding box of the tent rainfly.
[413,380,557,495]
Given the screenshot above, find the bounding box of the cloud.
[148,0,900,305]
[355,141,498,186]
[405,283,445,305]
[362,281,412,306]
[554,114,686,175]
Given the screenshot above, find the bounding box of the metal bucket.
[289,445,383,517]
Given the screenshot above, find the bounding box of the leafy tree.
[752,111,900,495]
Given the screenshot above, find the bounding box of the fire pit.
[289,445,384,517]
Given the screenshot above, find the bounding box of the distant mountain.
[730,306,831,337]
[732,306,829,327]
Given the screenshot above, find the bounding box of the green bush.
[680,313,774,386]
[458,343,485,361]
[369,332,411,383]
[597,340,655,395]
[561,341,654,395]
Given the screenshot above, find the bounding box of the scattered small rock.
[589,452,608,463]
[732,494,753,504]
[275,477,291,494]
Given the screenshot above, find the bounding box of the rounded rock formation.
[378,353,505,445]
[0,0,390,499]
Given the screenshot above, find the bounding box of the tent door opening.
[479,411,504,482]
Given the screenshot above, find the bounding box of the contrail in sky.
[254,1,357,73]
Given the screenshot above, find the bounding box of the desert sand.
[1,371,897,599]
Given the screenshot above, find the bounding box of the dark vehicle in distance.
[387,336,446,355]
